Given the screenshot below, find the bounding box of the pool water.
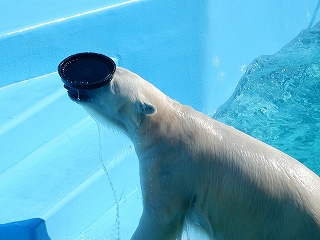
[214,22,320,176]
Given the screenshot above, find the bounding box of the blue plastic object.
[0,218,51,240]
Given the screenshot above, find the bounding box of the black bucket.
[58,52,116,90]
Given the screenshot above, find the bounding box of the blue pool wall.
[1,0,320,239]
[1,0,320,114]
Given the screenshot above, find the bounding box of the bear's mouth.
[64,85,90,101]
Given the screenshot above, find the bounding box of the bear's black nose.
[58,52,116,90]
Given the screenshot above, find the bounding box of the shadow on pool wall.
[214,21,320,175]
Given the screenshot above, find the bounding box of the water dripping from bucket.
[97,123,121,240]
[77,89,80,101]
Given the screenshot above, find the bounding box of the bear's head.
[65,67,157,135]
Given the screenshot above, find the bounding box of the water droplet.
[77,89,80,101]
[97,123,121,239]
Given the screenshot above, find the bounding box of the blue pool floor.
[0,73,142,239]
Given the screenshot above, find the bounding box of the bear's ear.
[132,99,157,127]
[136,96,157,116]
[137,101,157,115]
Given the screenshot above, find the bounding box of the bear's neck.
[132,98,193,156]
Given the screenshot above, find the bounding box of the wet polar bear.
[66,67,320,239]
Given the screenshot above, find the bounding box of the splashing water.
[214,22,320,175]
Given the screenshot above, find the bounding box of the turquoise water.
[214,22,320,175]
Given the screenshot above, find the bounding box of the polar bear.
[65,67,320,240]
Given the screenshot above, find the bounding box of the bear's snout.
[64,85,91,101]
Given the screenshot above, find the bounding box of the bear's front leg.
[131,206,185,240]
[130,165,191,240]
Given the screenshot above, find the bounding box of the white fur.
[71,67,320,240]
